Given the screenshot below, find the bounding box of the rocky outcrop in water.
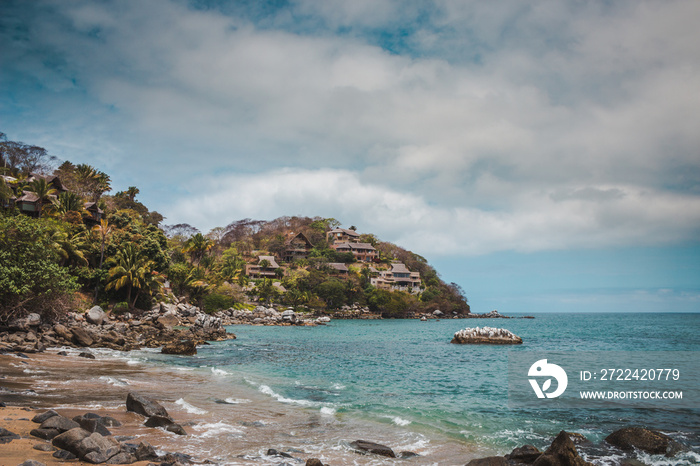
[451,327,523,344]
[605,427,684,457]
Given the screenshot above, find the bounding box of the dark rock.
[79,351,96,359]
[507,445,543,463]
[161,340,197,356]
[18,461,46,466]
[144,415,187,435]
[267,448,293,458]
[53,449,78,460]
[465,457,508,466]
[126,392,170,419]
[57,351,68,356]
[135,441,159,461]
[30,427,61,440]
[532,430,593,466]
[0,426,20,443]
[306,459,324,466]
[160,452,193,464]
[605,427,684,457]
[32,409,59,424]
[16,352,29,358]
[400,451,420,458]
[33,443,55,451]
[52,427,92,454]
[41,414,80,432]
[349,440,396,458]
[53,324,73,341]
[71,327,94,347]
[77,432,122,462]
[564,432,589,445]
[74,415,112,436]
[106,451,137,464]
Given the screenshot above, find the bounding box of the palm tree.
[28,178,57,218]
[125,186,139,202]
[52,191,84,215]
[0,178,13,209]
[183,233,214,266]
[92,218,112,301]
[219,251,245,283]
[49,229,89,267]
[105,244,155,309]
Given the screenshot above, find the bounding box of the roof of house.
[257,255,280,269]
[84,202,104,214]
[328,263,349,272]
[28,173,66,191]
[17,191,39,203]
[334,242,376,251]
[285,232,313,248]
[391,262,411,274]
[328,228,360,237]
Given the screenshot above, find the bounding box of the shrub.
[202,293,235,314]
[112,302,130,315]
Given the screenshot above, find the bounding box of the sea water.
[121,312,700,464]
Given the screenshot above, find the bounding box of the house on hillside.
[283,232,314,262]
[327,262,349,275]
[27,173,68,194]
[326,227,360,244]
[14,191,42,217]
[371,262,422,294]
[84,201,104,224]
[331,241,378,262]
[246,255,282,279]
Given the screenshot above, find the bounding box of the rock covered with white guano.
[451,326,522,344]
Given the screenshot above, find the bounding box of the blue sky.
[2,0,699,313]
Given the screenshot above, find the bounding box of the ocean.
[106,312,700,465]
[8,313,699,465]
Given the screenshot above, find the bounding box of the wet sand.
[0,349,480,465]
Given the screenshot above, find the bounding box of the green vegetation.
[0,131,469,323]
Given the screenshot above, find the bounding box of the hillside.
[1,132,470,320]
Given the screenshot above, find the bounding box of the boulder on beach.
[161,339,197,355]
[0,427,21,444]
[349,440,396,458]
[605,427,684,457]
[451,327,522,344]
[85,306,106,325]
[532,430,593,466]
[126,392,170,419]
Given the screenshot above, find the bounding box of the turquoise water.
[161,313,700,453]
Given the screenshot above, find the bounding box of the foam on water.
[390,416,411,427]
[175,398,207,415]
[98,376,130,386]
[320,406,336,416]
[210,367,230,376]
[191,421,244,438]
[223,398,251,404]
[258,384,317,407]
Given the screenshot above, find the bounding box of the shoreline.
[1,347,483,465]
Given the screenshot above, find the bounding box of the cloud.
[2,0,700,256]
[166,168,700,256]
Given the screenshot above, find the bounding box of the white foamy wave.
[175,398,207,415]
[98,376,129,386]
[192,421,243,438]
[332,383,346,390]
[211,367,230,376]
[391,416,412,426]
[23,368,47,374]
[223,398,251,404]
[320,406,337,416]
[634,450,700,466]
[258,384,317,407]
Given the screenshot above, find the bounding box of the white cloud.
[166,168,700,256]
[3,0,700,256]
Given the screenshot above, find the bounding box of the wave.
[98,376,130,386]
[210,367,230,376]
[175,398,207,415]
[191,421,243,438]
[320,406,336,416]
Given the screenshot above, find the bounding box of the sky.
[1,0,699,313]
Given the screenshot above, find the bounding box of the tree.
[183,233,214,266]
[52,191,84,216]
[28,178,57,218]
[125,186,139,202]
[105,244,156,309]
[0,215,78,320]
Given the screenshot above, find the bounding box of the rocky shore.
[0,302,235,356]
